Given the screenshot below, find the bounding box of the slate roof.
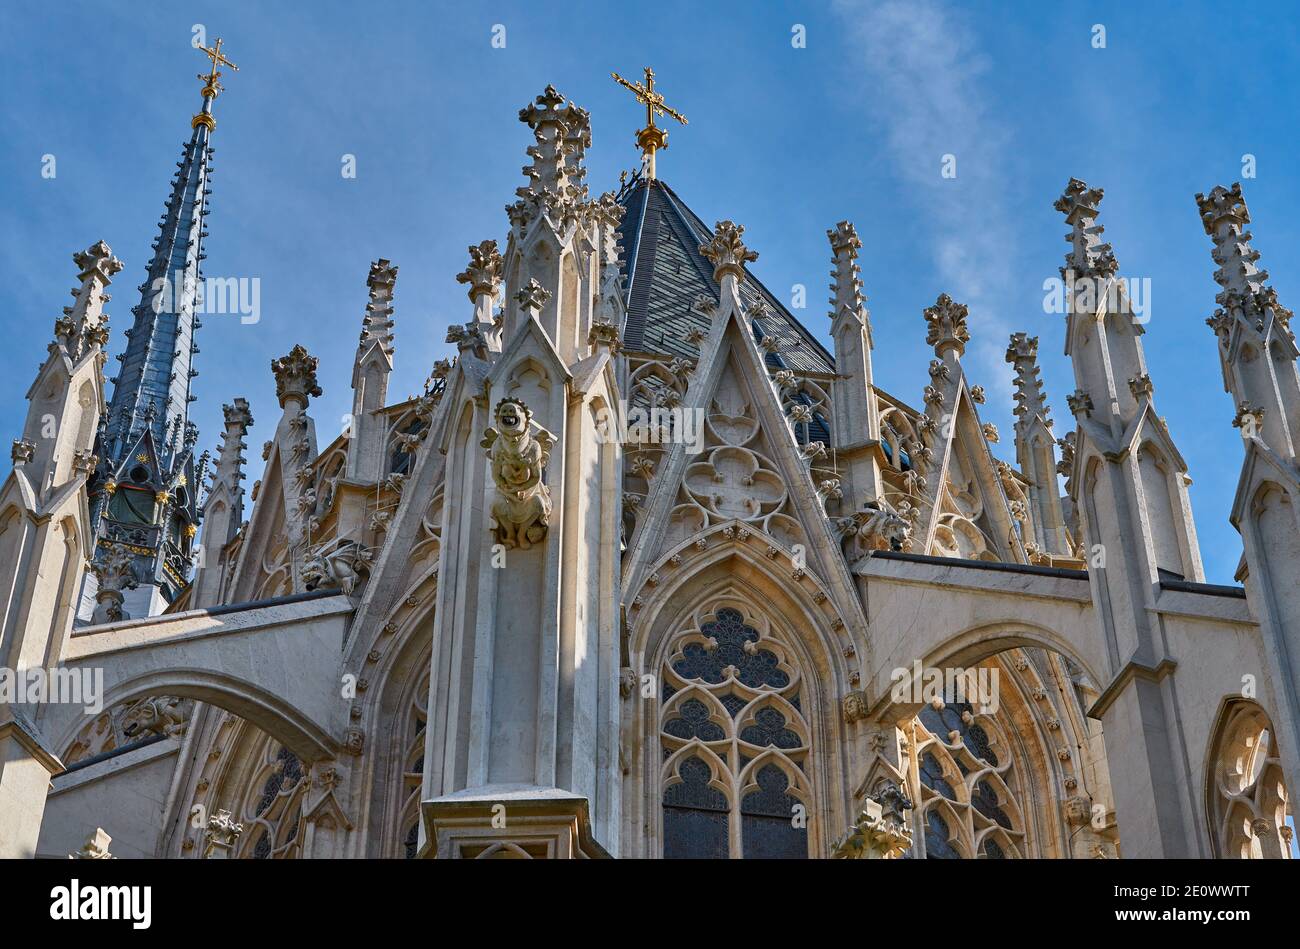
[616,175,836,376]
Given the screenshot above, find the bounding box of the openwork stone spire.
[1197,182,1300,460]
[1006,333,1052,430]
[828,221,870,333]
[1054,178,1118,279]
[1196,183,1280,319]
[273,344,322,410]
[56,240,122,364]
[357,258,397,364]
[212,398,252,503]
[923,293,970,358]
[511,85,591,226]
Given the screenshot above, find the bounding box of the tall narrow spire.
[80,40,239,622]
[346,259,398,483]
[1005,333,1069,555]
[1197,182,1300,460]
[826,221,882,509]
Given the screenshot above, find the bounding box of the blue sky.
[3,0,1298,584]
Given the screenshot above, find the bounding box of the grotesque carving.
[482,398,555,550]
[839,498,914,565]
[302,539,373,596]
[121,695,191,740]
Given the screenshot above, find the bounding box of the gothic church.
[1,48,1297,860]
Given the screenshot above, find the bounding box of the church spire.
[103,40,237,464]
[81,39,239,621]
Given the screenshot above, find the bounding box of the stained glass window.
[660,603,812,858]
[911,681,1025,859]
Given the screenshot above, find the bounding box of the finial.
[457,240,505,303]
[611,66,688,180]
[272,344,322,409]
[828,220,869,329]
[1054,178,1118,279]
[1006,332,1052,429]
[192,37,239,132]
[1195,183,1271,303]
[515,278,552,318]
[923,293,970,358]
[700,221,758,285]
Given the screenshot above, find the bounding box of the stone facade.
[1,80,1297,861]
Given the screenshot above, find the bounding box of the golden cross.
[611,66,687,179]
[611,66,688,130]
[196,37,239,93]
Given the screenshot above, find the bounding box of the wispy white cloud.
[832,0,1018,402]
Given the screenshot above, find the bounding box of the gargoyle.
[481,397,554,550]
[302,539,373,596]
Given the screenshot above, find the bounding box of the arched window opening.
[659,604,813,858]
[911,697,1026,859]
[1210,701,1295,859]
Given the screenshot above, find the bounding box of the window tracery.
[234,740,308,859]
[911,697,1026,859]
[398,668,430,859]
[659,604,812,858]
[1210,701,1295,859]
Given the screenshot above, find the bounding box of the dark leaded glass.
[972,779,1013,829]
[255,747,304,817]
[663,756,729,859]
[739,706,802,749]
[404,822,419,859]
[671,608,789,689]
[924,810,961,859]
[719,693,747,718]
[919,701,998,766]
[740,764,807,859]
[982,838,1006,859]
[919,752,957,801]
[252,830,271,860]
[663,698,726,742]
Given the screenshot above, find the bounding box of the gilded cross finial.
[611,66,687,180]
[192,37,239,132]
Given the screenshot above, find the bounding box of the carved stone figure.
[302,539,374,596]
[482,398,555,550]
[121,695,191,740]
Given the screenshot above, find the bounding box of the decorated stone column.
[1197,181,1300,810]
[191,398,253,608]
[826,221,885,513]
[1006,332,1070,556]
[1056,178,1203,856]
[420,87,624,858]
[457,240,504,351]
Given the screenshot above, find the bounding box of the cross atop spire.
[611,66,687,180]
[192,37,239,131]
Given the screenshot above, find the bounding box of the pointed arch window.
[912,697,1026,859]
[660,604,812,859]
[1209,701,1295,859]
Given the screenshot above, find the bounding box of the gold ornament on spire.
[611,66,687,180]
[192,37,239,132]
